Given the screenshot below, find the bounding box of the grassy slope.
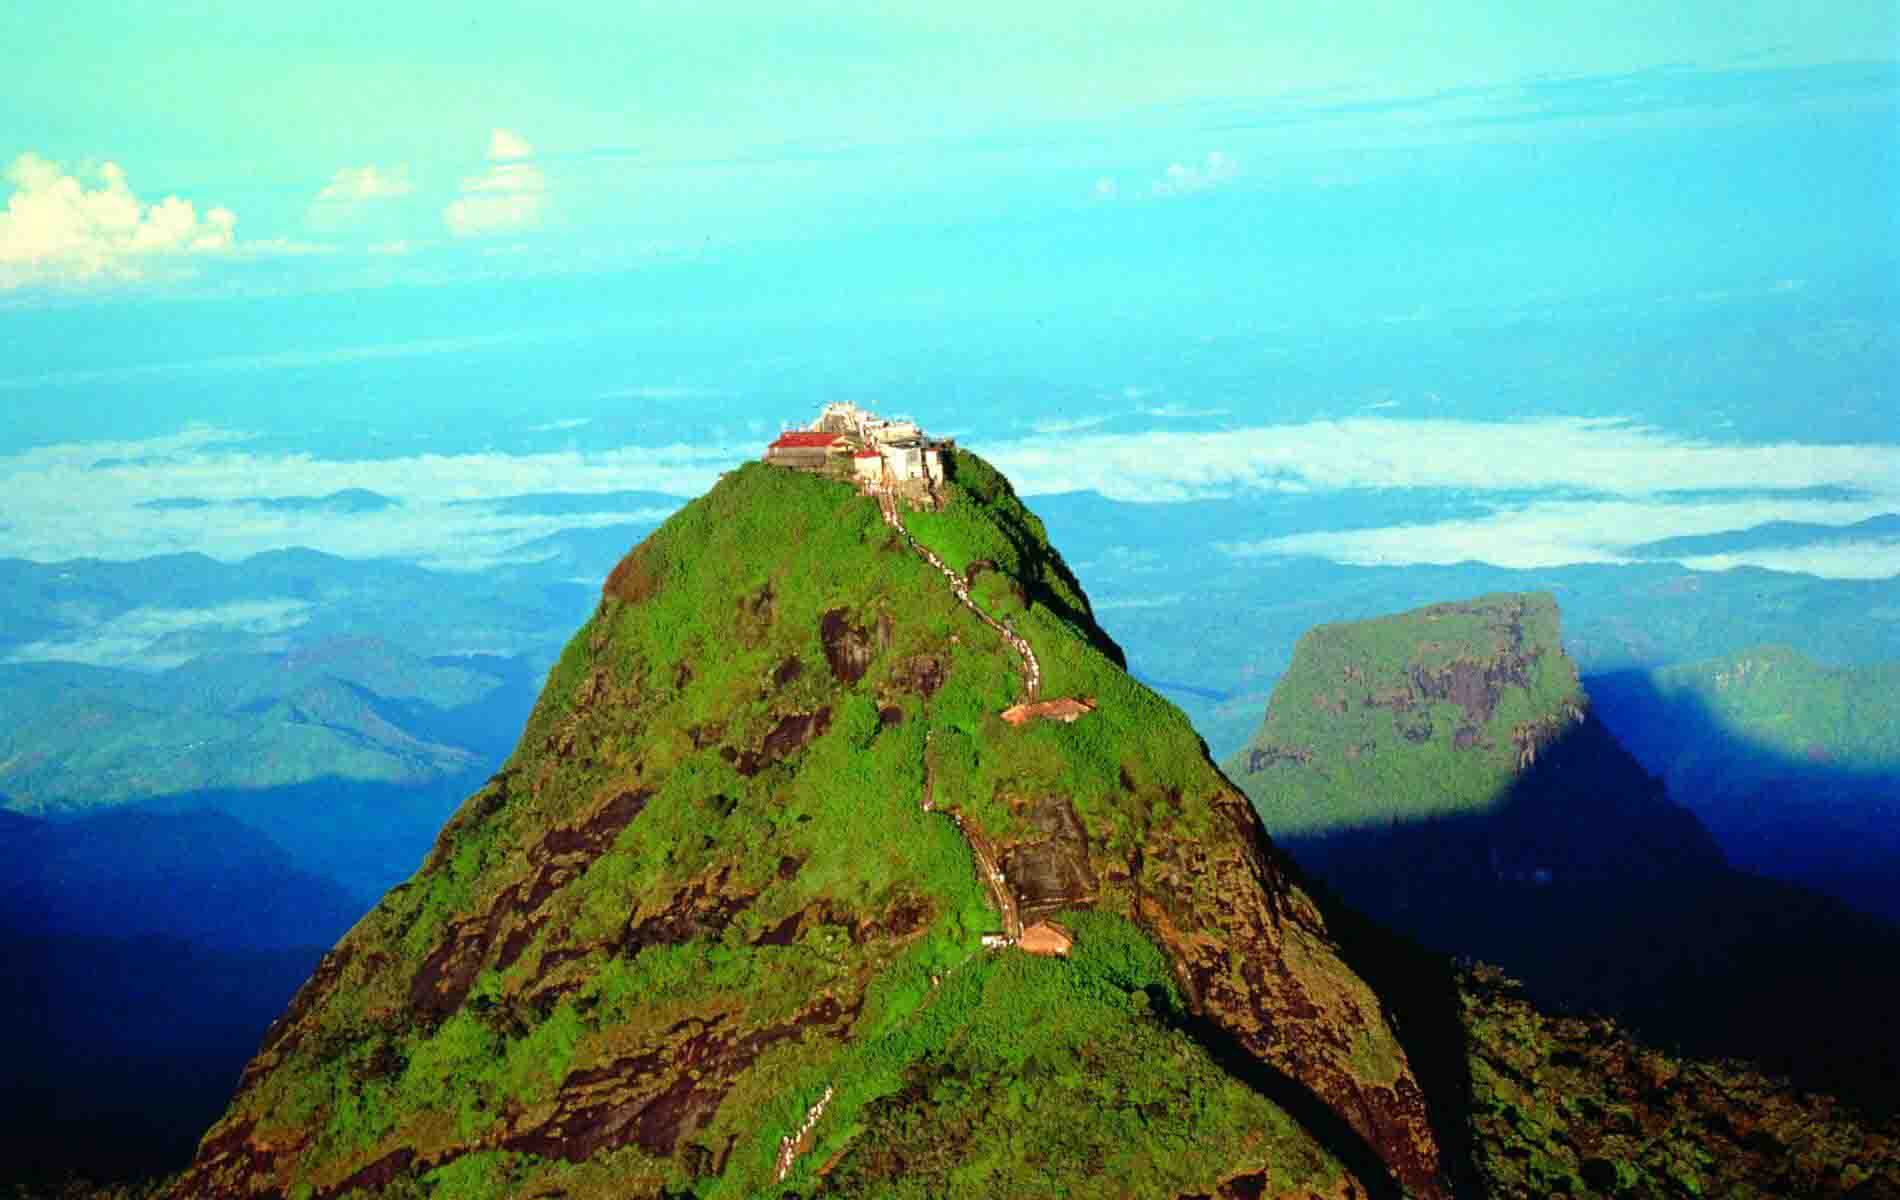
[1224,593,1583,835]
[173,457,1398,1199]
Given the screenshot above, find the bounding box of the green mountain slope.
[169,455,1448,1199]
[1628,644,1900,766]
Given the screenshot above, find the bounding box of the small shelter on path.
[1019,920,1073,957]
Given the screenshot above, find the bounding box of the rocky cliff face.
[1225,593,1727,888]
[169,455,1451,1199]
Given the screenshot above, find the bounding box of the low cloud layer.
[5,599,314,670]
[987,417,1900,581]
[0,426,737,568]
[0,153,237,289]
[1222,496,1900,573]
[984,418,1900,504]
[4,416,1897,583]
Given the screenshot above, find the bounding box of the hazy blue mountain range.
[1625,513,1900,559]
[7,508,1897,826]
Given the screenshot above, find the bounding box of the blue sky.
[1,2,1897,587]
[5,2,1894,295]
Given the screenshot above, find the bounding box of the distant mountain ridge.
[1589,644,1900,921]
[0,642,499,813]
[1625,512,1900,558]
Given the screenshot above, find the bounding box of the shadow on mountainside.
[1272,715,1900,1119]
[1182,733,1482,1197]
[0,778,468,1189]
[0,933,328,1187]
[1159,998,1407,1200]
[1587,668,1900,924]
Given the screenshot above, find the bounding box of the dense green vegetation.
[178,456,1379,1199]
[813,911,1339,1200]
[1462,964,1900,1198]
[1636,645,1900,767]
[1226,593,1584,835]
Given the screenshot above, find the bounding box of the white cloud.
[1219,498,1900,579]
[314,164,413,205]
[0,426,734,568]
[488,129,534,161]
[529,417,592,432]
[1093,177,1118,197]
[308,164,413,227]
[9,416,1898,583]
[1679,541,1900,581]
[981,417,1900,504]
[445,129,546,238]
[1152,151,1238,197]
[979,416,1900,580]
[0,152,238,289]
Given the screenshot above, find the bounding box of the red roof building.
[768,431,845,450]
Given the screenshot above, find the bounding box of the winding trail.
[922,729,1022,944]
[876,488,1040,702]
[769,491,1037,1185]
[879,480,1033,947]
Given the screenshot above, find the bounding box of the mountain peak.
[170,451,1455,1198]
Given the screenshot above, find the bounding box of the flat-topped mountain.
[1228,593,1900,1113]
[170,451,1451,1199]
[1225,592,1723,883]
